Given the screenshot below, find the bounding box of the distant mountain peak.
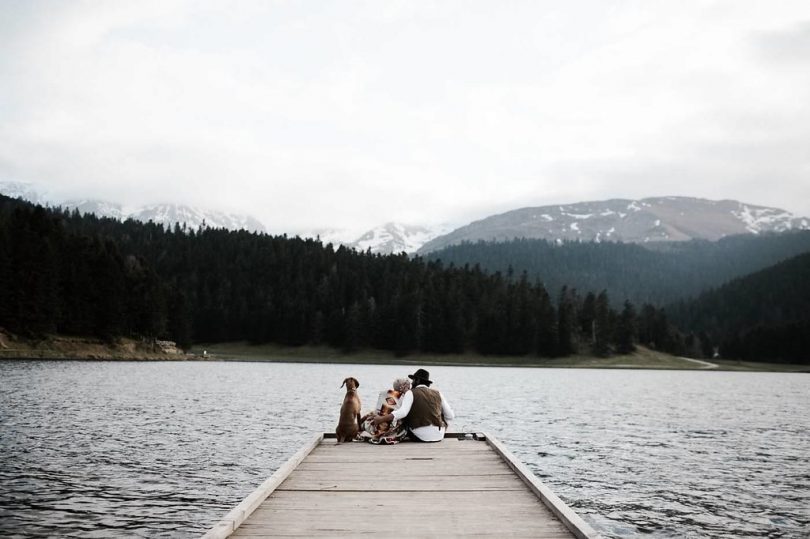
[0,182,266,234]
[300,222,455,254]
[418,196,810,253]
[62,199,127,220]
[129,203,266,233]
[0,180,46,204]
[349,222,451,254]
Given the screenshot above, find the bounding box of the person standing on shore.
[372,368,454,442]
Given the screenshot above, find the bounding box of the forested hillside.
[425,233,810,306]
[670,253,810,362]
[0,195,678,359]
[2,194,807,363]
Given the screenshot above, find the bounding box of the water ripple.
[1,361,808,538]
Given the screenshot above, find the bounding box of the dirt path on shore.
[679,356,718,369]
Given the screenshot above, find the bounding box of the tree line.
[3,194,805,363]
[0,195,693,359]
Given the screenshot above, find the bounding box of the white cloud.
[1,0,809,234]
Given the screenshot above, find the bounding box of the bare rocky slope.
[418,197,810,254]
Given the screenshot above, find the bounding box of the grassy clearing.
[191,342,808,372]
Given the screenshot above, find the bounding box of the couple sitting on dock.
[361,369,455,444]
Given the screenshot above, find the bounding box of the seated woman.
[358,378,411,444]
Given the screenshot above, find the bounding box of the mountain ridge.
[0,182,266,233]
[418,196,810,253]
[4,182,808,253]
[301,222,454,254]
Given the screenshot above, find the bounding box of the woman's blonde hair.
[393,378,411,392]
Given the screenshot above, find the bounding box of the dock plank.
[207,435,598,539]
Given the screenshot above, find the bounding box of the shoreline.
[1,332,806,372]
[189,342,809,373]
[0,332,200,361]
[3,353,806,372]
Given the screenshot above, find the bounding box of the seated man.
[372,368,454,442]
[359,378,410,444]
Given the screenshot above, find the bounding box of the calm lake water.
[1,360,808,538]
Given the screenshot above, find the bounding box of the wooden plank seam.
[201,431,600,538]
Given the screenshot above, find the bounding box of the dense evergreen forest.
[0,195,676,358]
[425,232,810,306]
[1,194,807,363]
[670,252,810,363]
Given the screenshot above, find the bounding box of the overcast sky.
[1,1,809,235]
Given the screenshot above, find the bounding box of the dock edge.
[200,432,323,539]
[200,431,601,539]
[483,431,602,539]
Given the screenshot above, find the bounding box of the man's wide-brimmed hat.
[408,368,432,385]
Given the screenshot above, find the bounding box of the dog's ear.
[352,377,359,388]
[341,378,347,388]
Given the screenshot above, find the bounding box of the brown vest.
[404,386,446,429]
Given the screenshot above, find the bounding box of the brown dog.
[336,377,361,443]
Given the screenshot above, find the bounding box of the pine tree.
[91,239,126,341]
[579,292,597,345]
[556,287,576,356]
[591,290,611,356]
[10,207,60,335]
[343,302,363,352]
[0,223,12,326]
[535,284,557,357]
[615,300,637,354]
[168,289,193,350]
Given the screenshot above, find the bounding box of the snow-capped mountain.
[130,204,266,233]
[348,223,453,254]
[0,181,47,204]
[418,197,810,253]
[6,181,808,252]
[0,181,266,233]
[62,199,127,220]
[301,228,359,247]
[301,223,454,254]
[300,223,455,254]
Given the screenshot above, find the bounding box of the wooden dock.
[202,433,599,538]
